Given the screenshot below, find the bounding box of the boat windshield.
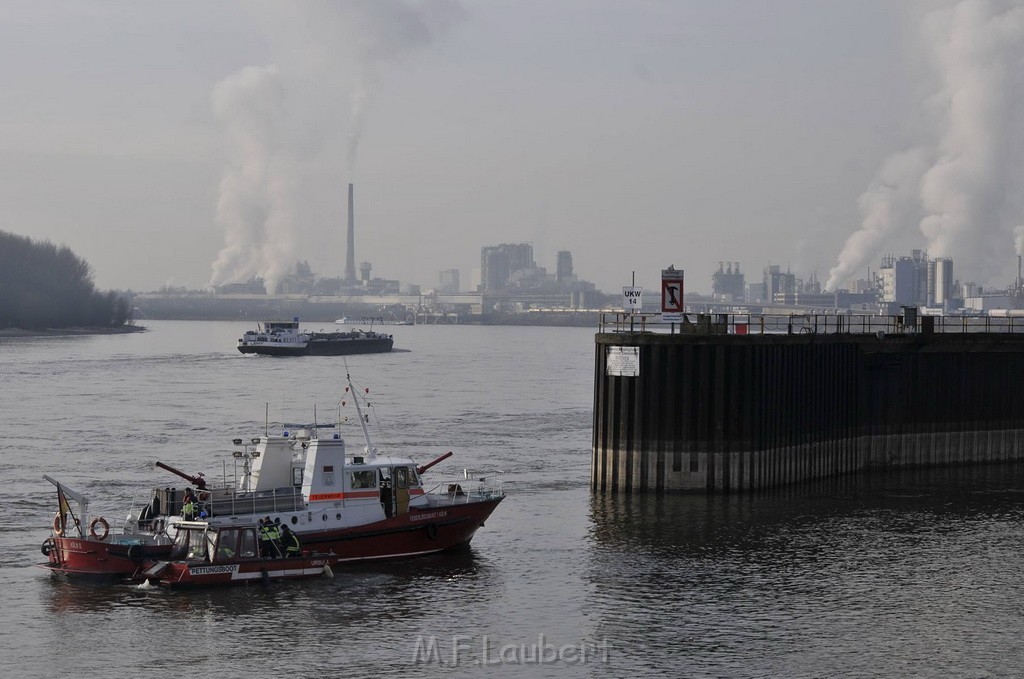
[215,528,240,561]
[212,527,258,561]
[169,527,212,562]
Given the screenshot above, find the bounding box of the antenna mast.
[345,372,376,458]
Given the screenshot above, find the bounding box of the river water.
[3,321,1024,678]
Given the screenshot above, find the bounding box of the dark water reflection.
[585,466,1024,677]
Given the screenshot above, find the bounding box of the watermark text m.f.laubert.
[412,634,611,666]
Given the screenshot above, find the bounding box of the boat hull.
[304,337,393,355]
[237,337,393,356]
[39,535,172,579]
[299,496,504,562]
[40,496,503,580]
[146,556,335,587]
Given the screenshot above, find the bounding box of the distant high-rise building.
[438,268,460,293]
[359,261,372,283]
[480,243,535,291]
[877,250,958,309]
[556,250,574,283]
[763,264,796,303]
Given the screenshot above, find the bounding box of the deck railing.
[426,473,504,505]
[598,311,1024,336]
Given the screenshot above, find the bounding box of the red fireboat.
[38,374,505,580]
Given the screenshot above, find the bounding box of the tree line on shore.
[0,230,131,329]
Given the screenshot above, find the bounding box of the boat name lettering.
[309,492,345,501]
[188,565,241,575]
[410,511,449,522]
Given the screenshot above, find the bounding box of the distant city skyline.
[2,2,1023,297]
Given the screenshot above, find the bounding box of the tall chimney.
[345,183,356,282]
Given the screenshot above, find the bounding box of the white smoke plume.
[917,0,1024,277]
[342,0,465,169]
[1015,225,1024,255]
[208,1,464,292]
[826,0,1024,291]
[208,65,298,295]
[825,148,930,291]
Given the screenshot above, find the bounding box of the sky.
[0,0,1022,295]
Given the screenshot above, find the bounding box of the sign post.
[661,266,684,328]
[622,286,643,313]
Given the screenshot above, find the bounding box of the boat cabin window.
[215,529,241,561]
[395,466,408,489]
[292,467,303,486]
[350,470,377,489]
[170,527,210,562]
[205,531,218,561]
[239,529,257,558]
[407,467,421,487]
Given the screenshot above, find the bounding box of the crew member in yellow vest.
[181,488,198,520]
[258,517,276,557]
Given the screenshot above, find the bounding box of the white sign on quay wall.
[622,286,642,311]
[606,346,640,377]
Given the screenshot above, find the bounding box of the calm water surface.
[3,321,1024,678]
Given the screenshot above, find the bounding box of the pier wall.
[593,332,1024,493]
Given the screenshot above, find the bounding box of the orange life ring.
[52,513,63,536]
[89,516,110,541]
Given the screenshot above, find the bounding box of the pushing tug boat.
[39,373,504,580]
[237,317,394,356]
[140,521,336,587]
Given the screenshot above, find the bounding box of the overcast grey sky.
[1,1,1022,295]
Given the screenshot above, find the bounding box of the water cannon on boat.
[155,461,208,490]
[417,451,453,475]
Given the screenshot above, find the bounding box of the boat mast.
[346,372,376,459]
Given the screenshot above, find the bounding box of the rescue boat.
[39,373,505,580]
[140,521,337,587]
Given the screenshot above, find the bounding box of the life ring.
[426,522,438,540]
[89,517,110,541]
[52,513,63,536]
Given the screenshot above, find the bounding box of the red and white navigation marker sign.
[661,266,684,322]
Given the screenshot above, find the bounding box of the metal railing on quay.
[598,311,1024,336]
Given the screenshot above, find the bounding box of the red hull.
[146,556,336,587]
[39,536,171,578]
[299,497,505,562]
[40,497,503,579]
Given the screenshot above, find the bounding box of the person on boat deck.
[181,488,198,520]
[260,517,282,557]
[280,524,302,558]
[258,518,275,557]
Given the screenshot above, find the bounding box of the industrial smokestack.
[345,183,356,283]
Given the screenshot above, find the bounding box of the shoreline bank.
[0,324,146,338]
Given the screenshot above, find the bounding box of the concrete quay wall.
[593,332,1024,493]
